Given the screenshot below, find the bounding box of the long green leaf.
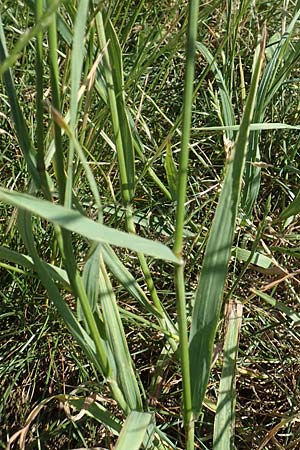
[68,396,122,435]
[164,141,178,201]
[189,29,266,416]
[279,190,300,220]
[106,18,135,197]
[48,103,102,215]
[98,251,143,411]
[65,0,90,208]
[80,245,101,321]
[102,244,161,317]
[0,188,179,264]
[96,12,135,203]
[194,122,300,133]
[0,17,40,188]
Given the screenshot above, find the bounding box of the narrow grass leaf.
[213,300,243,450]
[196,42,236,140]
[69,0,89,129]
[0,246,70,289]
[102,244,160,317]
[115,411,153,450]
[68,396,122,435]
[164,141,178,201]
[80,245,101,321]
[0,188,179,263]
[253,289,300,325]
[106,17,135,188]
[96,12,135,202]
[0,17,40,189]
[279,190,300,220]
[189,29,266,416]
[194,122,300,133]
[48,103,102,215]
[65,0,89,208]
[98,252,143,411]
[265,32,281,61]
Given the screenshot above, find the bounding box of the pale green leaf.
[68,396,122,435]
[80,245,101,321]
[0,188,179,264]
[16,209,101,372]
[115,411,153,450]
[98,252,143,411]
[233,247,273,269]
[0,246,70,289]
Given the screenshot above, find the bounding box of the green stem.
[126,207,164,317]
[173,1,199,449]
[47,0,66,204]
[35,0,52,200]
[173,0,199,255]
[175,264,194,449]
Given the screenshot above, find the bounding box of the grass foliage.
[1,1,300,449]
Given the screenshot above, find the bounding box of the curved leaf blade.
[0,188,179,263]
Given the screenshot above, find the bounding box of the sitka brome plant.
[1,1,300,449]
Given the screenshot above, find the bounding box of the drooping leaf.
[0,188,179,264]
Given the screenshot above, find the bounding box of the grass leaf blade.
[99,252,143,411]
[189,28,266,416]
[0,188,179,263]
[115,411,153,450]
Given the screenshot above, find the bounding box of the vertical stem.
[47,0,66,204]
[35,0,52,200]
[174,0,199,255]
[173,2,199,449]
[175,264,194,449]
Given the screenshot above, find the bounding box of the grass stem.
[173,1,199,448]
